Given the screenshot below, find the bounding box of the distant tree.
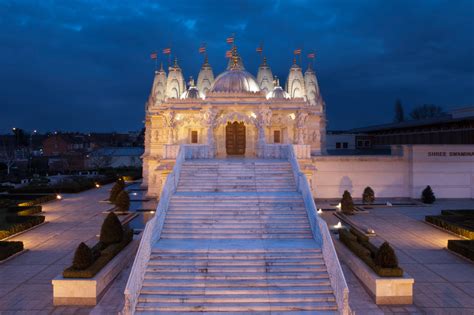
[0,141,16,175]
[410,104,445,120]
[362,187,375,204]
[421,185,436,204]
[393,99,405,123]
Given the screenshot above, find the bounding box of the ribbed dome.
[210,69,260,93]
[266,86,290,100]
[180,86,204,100]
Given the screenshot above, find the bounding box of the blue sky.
[0,0,473,133]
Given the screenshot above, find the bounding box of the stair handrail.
[122,145,186,315]
[287,144,350,315]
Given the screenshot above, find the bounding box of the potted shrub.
[100,212,124,245]
[421,185,436,204]
[109,179,125,203]
[72,242,94,270]
[115,190,130,212]
[375,242,399,268]
[341,190,355,215]
[362,186,375,204]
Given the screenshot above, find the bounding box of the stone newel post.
[201,108,218,157]
[256,108,272,157]
[295,111,309,145]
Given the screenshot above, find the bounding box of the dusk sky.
[1,0,473,133]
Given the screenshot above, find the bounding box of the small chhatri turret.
[197,55,214,96]
[285,57,306,99]
[257,56,274,94]
[165,57,185,99]
[147,62,167,108]
[304,62,324,108]
[181,76,204,99]
[266,76,290,100]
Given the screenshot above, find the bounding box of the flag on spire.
[307,52,315,59]
[150,51,158,60]
[226,35,235,44]
[256,42,263,53]
[162,47,171,55]
[225,50,232,58]
[199,43,206,54]
[294,48,302,55]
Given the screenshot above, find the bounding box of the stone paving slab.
[319,199,474,314]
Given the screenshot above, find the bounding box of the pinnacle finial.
[293,57,297,65]
[188,76,195,87]
[159,62,164,71]
[262,56,267,66]
[174,57,178,67]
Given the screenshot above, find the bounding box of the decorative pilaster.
[256,107,272,157]
[160,111,177,144]
[295,111,309,145]
[201,108,219,157]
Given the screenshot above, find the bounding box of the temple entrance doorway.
[225,121,246,155]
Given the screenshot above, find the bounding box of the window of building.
[357,140,363,147]
[336,142,341,149]
[274,130,281,143]
[342,142,348,149]
[364,140,370,147]
[191,131,198,144]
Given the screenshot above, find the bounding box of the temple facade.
[143,47,326,196]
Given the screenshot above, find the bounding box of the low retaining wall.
[334,237,414,304]
[52,239,139,306]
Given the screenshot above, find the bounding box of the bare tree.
[88,150,114,169]
[0,141,16,175]
[410,104,445,120]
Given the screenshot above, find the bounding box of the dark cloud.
[0,0,473,133]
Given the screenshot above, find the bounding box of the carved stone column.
[256,107,272,157]
[201,108,218,157]
[295,111,309,145]
[161,110,177,144]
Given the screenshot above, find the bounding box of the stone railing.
[163,144,180,159]
[122,146,185,315]
[293,144,311,159]
[287,145,350,315]
[183,144,213,159]
[259,143,288,159]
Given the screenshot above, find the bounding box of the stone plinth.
[334,237,414,305]
[52,239,138,306]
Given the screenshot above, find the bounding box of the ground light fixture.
[317,208,323,215]
[95,183,100,188]
[56,194,62,200]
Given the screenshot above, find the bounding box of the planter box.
[334,237,414,304]
[52,239,138,306]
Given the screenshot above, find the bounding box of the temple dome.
[180,86,204,99]
[210,51,260,93]
[266,86,290,100]
[210,69,260,93]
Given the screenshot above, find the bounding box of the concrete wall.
[311,145,474,199]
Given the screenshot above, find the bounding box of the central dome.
[210,52,260,93]
[210,69,260,93]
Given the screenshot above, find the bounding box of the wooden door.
[226,122,246,155]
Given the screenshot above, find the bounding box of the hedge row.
[0,194,57,207]
[339,228,403,277]
[448,240,474,262]
[12,176,116,194]
[63,228,133,278]
[0,215,45,239]
[425,215,474,240]
[0,241,24,261]
[7,206,42,216]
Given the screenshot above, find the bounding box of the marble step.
[139,285,333,295]
[135,301,338,312]
[149,254,323,261]
[147,258,324,266]
[144,271,330,280]
[142,278,331,288]
[160,234,313,239]
[138,293,335,303]
[146,265,328,273]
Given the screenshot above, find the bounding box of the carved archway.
[214,111,258,127]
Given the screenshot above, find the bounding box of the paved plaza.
[1,183,473,314]
[321,199,474,314]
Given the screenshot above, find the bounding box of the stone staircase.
[135,159,338,314]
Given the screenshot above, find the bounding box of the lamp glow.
[250,112,257,119]
[150,211,155,214]
[95,183,100,188]
[289,113,296,120]
[335,221,342,229]
[56,194,62,200]
[317,208,323,215]
[336,203,341,211]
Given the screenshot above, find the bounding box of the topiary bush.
[341,190,354,215]
[72,242,94,270]
[115,190,130,212]
[375,242,398,268]
[100,212,123,245]
[109,179,125,202]
[422,185,436,204]
[362,186,375,204]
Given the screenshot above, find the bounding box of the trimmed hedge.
[0,215,45,239]
[441,210,474,217]
[63,228,133,278]
[448,240,474,262]
[425,215,474,240]
[7,206,42,216]
[339,228,403,277]
[12,176,116,194]
[0,241,24,261]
